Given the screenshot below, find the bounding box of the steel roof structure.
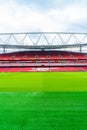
[0,32,87,52]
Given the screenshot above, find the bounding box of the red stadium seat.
[0,50,87,72]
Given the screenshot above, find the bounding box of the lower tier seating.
[0,66,87,72]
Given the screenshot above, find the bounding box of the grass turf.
[0,92,87,130]
[0,72,87,129]
[0,72,87,91]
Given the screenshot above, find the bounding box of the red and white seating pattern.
[0,51,86,61]
[0,66,86,72]
[0,51,87,72]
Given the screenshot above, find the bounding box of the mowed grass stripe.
[0,72,43,91]
[0,92,87,129]
[43,72,87,91]
[0,72,87,91]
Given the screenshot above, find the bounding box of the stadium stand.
[0,50,87,72]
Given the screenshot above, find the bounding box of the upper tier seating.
[0,51,86,61]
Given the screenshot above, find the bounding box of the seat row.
[0,66,87,72]
[0,51,86,60]
[0,62,87,67]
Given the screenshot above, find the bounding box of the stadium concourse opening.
[0,32,87,72]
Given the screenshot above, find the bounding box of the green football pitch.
[0,92,87,130]
[0,72,87,129]
[0,72,87,91]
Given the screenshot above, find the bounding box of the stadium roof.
[0,32,87,52]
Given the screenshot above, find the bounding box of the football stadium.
[0,32,87,129]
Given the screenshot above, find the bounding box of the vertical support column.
[41,48,44,51]
[3,47,5,53]
[80,46,82,53]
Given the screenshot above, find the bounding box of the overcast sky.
[0,0,87,33]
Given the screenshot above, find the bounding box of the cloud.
[0,0,87,33]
